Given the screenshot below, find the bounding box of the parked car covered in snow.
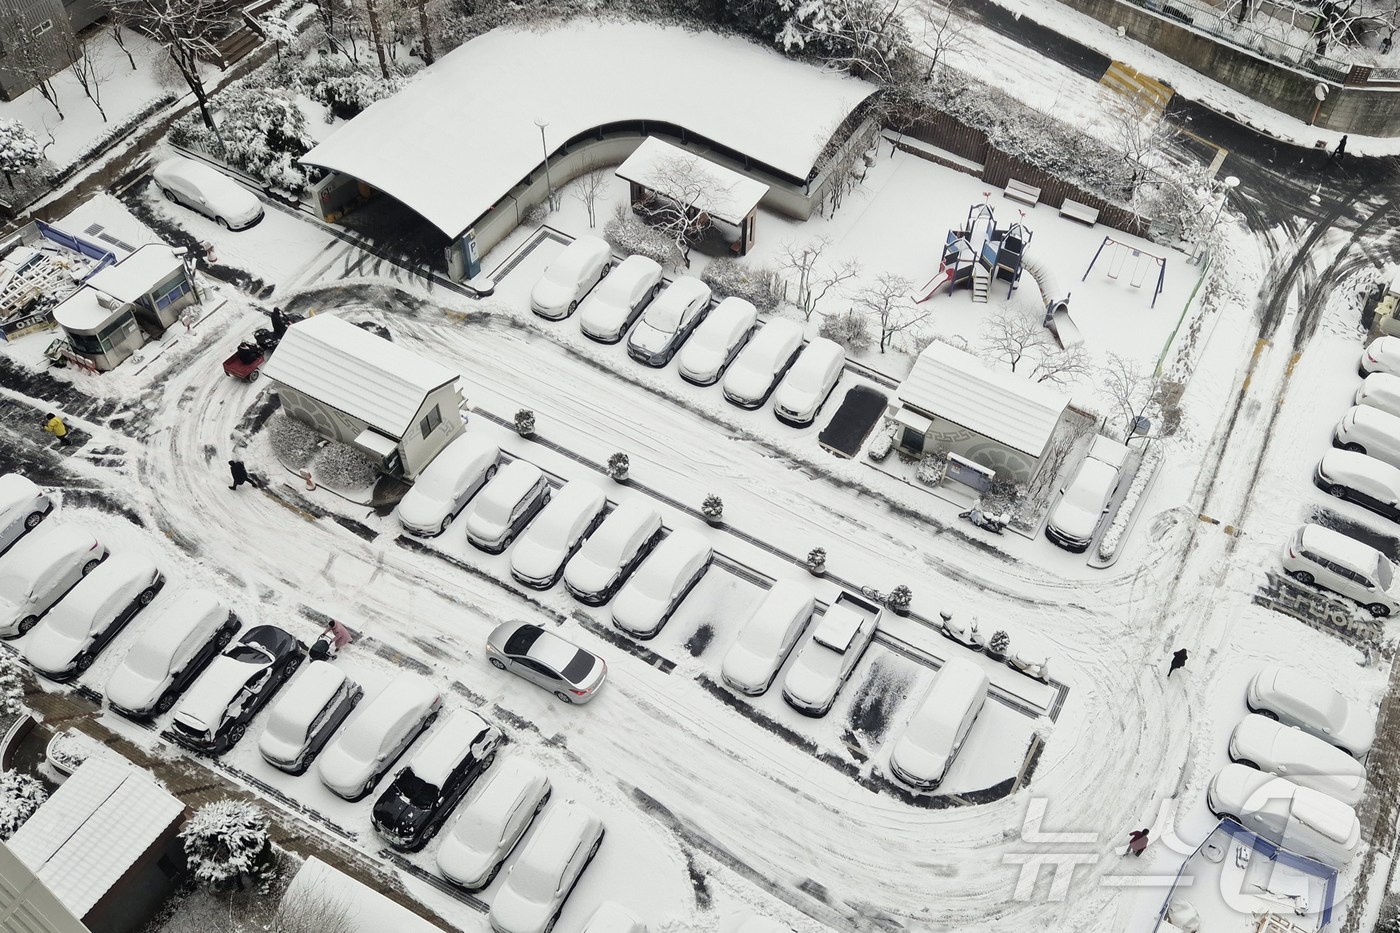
[887,658,988,790]
[611,529,712,639]
[510,480,608,589]
[1045,436,1131,552]
[466,460,552,553]
[677,297,758,386]
[398,433,502,537]
[1247,665,1375,758]
[563,498,662,605]
[772,337,845,426]
[1333,405,1400,469]
[170,624,304,754]
[1355,371,1400,418]
[1359,335,1400,377]
[317,672,442,800]
[488,803,605,933]
[782,592,880,717]
[578,255,663,342]
[106,588,237,720]
[1228,713,1366,806]
[258,660,363,774]
[372,707,503,851]
[531,236,612,320]
[153,156,264,230]
[0,524,107,637]
[485,621,607,704]
[626,276,711,366]
[720,580,815,696]
[0,473,53,559]
[438,757,552,890]
[24,552,164,681]
[1313,449,1400,522]
[1207,763,1360,867]
[722,318,805,409]
[581,903,646,933]
[1281,523,1400,617]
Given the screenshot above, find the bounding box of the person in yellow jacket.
[43,413,70,447]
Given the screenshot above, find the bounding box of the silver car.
[0,474,54,559]
[485,621,607,704]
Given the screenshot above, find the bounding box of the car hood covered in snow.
[24,626,90,674]
[399,489,454,531]
[628,320,672,354]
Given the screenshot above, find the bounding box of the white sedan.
[531,236,612,320]
[0,473,53,559]
[625,276,711,367]
[153,156,264,230]
[1360,335,1400,377]
[1228,713,1366,806]
[0,523,107,636]
[510,480,608,589]
[611,529,712,639]
[772,337,845,426]
[677,297,758,385]
[722,318,805,408]
[317,673,442,800]
[1246,665,1375,758]
[489,803,605,933]
[398,434,501,537]
[1044,436,1130,553]
[437,757,552,890]
[578,255,663,343]
[720,581,815,695]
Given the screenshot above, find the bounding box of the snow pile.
[311,439,379,489]
[1098,445,1163,561]
[267,413,323,469]
[0,771,47,840]
[180,800,273,889]
[701,258,784,312]
[867,420,896,461]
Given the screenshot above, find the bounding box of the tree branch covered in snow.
[778,236,861,321]
[1097,444,1161,560]
[0,771,45,840]
[169,86,316,195]
[108,0,227,133]
[181,800,274,890]
[605,204,680,268]
[0,120,43,189]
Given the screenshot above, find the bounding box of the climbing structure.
[915,204,1032,304]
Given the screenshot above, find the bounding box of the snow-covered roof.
[896,342,1071,458]
[86,244,184,303]
[615,137,771,226]
[282,857,452,933]
[261,315,460,438]
[52,287,129,334]
[299,21,876,238]
[7,757,184,919]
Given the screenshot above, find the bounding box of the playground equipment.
[916,204,1032,304]
[1082,236,1167,308]
[1023,258,1082,349]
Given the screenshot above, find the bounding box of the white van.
[1333,405,1400,469]
[1355,372,1400,418]
[24,552,164,681]
[887,658,989,789]
[721,581,815,695]
[0,524,107,637]
[105,588,236,719]
[1207,763,1360,868]
[1281,523,1400,617]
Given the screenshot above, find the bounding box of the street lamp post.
[535,118,555,211]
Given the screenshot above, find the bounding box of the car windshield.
[396,770,437,807]
[504,625,543,657]
[226,643,272,664]
[1377,556,1393,589]
[476,494,514,526]
[788,361,823,394]
[646,300,683,331]
[124,640,171,680]
[511,853,565,900]
[561,650,595,683]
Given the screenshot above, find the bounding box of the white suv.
[1281,523,1400,617]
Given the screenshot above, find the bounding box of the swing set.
[1081,236,1167,308]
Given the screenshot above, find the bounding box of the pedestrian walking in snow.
[270,307,289,338]
[1125,828,1150,857]
[1329,135,1348,164]
[43,413,70,447]
[228,460,251,490]
[1168,648,1189,677]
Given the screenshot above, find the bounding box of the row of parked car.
[528,235,847,426]
[1206,665,1376,869]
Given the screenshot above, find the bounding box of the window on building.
[419,406,442,439]
[30,19,52,37]
[153,277,191,311]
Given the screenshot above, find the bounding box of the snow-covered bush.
[268,414,322,469]
[271,886,357,933]
[0,651,26,719]
[806,546,826,574]
[819,309,872,351]
[915,454,945,486]
[169,87,315,195]
[180,800,274,890]
[515,409,536,437]
[867,421,896,462]
[604,206,677,268]
[886,585,912,614]
[301,56,400,119]
[988,629,1011,657]
[607,452,629,482]
[0,771,46,839]
[312,440,379,488]
[700,258,783,312]
[702,494,723,521]
[1097,445,1163,561]
[46,730,92,774]
[0,119,42,188]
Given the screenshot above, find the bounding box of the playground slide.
[1049,305,1084,348]
[1022,258,1084,349]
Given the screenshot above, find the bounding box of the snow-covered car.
[887,658,988,790]
[1359,335,1400,377]
[438,757,552,890]
[720,580,815,695]
[771,337,845,426]
[676,297,757,386]
[578,255,664,342]
[372,707,503,851]
[398,433,502,537]
[531,236,612,320]
[317,672,442,800]
[106,588,238,720]
[510,480,608,589]
[1355,371,1400,418]
[1281,523,1400,617]
[466,460,551,553]
[1045,436,1131,552]
[1206,763,1360,868]
[782,593,880,717]
[1333,405,1400,469]
[488,803,605,933]
[562,498,663,605]
[258,660,363,774]
[625,276,711,366]
[722,318,805,409]
[24,551,164,681]
[1246,665,1375,758]
[486,621,608,704]
[0,473,53,559]
[170,625,304,755]
[0,523,107,637]
[1313,449,1400,522]
[581,903,646,933]
[611,529,712,639]
[1228,713,1366,806]
[152,156,264,230]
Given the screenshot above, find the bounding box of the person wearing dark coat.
[1330,135,1348,163]
[270,307,288,337]
[1126,828,1150,857]
[1168,648,1189,677]
[228,460,251,490]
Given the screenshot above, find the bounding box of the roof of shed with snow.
[897,341,1070,458]
[616,137,770,226]
[299,21,876,238]
[261,314,459,438]
[7,757,184,920]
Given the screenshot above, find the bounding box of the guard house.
[261,314,465,480]
[615,137,770,256]
[893,341,1072,486]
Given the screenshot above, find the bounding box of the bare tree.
[1105,106,1179,188]
[1100,352,1164,437]
[572,164,608,229]
[631,153,734,268]
[0,18,64,119]
[60,26,110,121]
[364,0,391,79]
[1029,345,1091,386]
[270,888,358,933]
[853,273,928,352]
[777,237,862,321]
[108,0,227,133]
[981,307,1090,385]
[108,14,139,70]
[916,0,971,81]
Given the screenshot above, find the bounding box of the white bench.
[1060,198,1100,226]
[1004,179,1041,206]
